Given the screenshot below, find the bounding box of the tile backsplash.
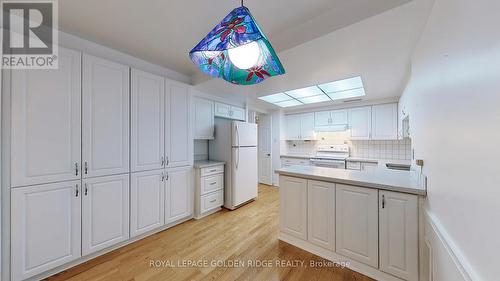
[285,132,411,160]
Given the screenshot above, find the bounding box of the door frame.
[257,113,273,185]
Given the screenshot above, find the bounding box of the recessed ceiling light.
[326,88,366,100]
[275,99,303,107]
[285,86,324,99]
[318,76,363,94]
[258,93,292,103]
[298,94,331,104]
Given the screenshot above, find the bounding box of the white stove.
[310,144,349,169]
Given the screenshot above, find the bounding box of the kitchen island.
[276,166,425,281]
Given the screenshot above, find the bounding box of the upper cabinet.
[214,101,245,121]
[285,113,316,140]
[82,54,130,178]
[193,97,215,140]
[348,106,372,140]
[371,103,398,140]
[314,109,348,128]
[11,47,82,187]
[166,81,192,168]
[131,69,165,172]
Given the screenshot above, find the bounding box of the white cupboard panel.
[336,184,378,267]
[130,170,165,237]
[82,174,129,255]
[285,115,301,140]
[11,181,81,281]
[380,191,419,281]
[215,102,231,118]
[314,111,331,127]
[131,69,165,172]
[193,97,214,139]
[372,103,398,140]
[348,106,372,140]
[231,106,246,121]
[279,176,307,240]
[166,81,191,167]
[11,47,81,187]
[300,113,316,140]
[165,167,193,224]
[82,54,130,178]
[331,109,348,125]
[307,180,335,251]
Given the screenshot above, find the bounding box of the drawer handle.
[209,199,217,203]
[209,182,217,185]
[209,169,217,172]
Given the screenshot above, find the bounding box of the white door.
[166,81,191,167]
[131,69,165,172]
[314,111,331,127]
[130,170,165,237]
[258,114,273,185]
[307,180,335,251]
[379,191,419,281]
[279,176,307,240]
[82,174,130,255]
[336,184,378,267]
[231,106,246,121]
[82,54,130,178]
[300,113,316,140]
[11,47,81,187]
[331,109,348,125]
[214,102,231,118]
[348,106,372,140]
[11,181,81,281]
[165,167,193,224]
[193,97,214,139]
[231,146,258,207]
[285,115,301,140]
[371,103,398,140]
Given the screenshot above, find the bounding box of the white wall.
[399,0,500,280]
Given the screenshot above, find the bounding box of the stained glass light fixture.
[189,1,285,85]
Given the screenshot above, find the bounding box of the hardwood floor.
[47,184,374,281]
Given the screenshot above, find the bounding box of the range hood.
[314,124,348,132]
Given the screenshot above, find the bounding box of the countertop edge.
[280,155,312,159]
[193,161,226,168]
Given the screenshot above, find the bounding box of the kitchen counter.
[280,154,313,159]
[276,165,426,196]
[193,160,226,168]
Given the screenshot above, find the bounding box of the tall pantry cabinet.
[9,47,193,281]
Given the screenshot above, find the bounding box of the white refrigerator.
[209,119,258,210]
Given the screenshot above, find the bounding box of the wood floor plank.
[46,184,374,281]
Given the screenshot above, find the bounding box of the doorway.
[257,113,273,185]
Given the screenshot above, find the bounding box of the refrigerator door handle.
[236,147,239,169]
[235,124,240,147]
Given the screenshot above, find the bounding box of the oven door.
[310,159,346,169]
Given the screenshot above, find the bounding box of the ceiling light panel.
[258,93,292,103]
[298,94,331,104]
[275,99,303,107]
[318,76,363,93]
[285,86,324,99]
[326,88,366,100]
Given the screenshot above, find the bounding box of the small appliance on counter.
[310,144,349,169]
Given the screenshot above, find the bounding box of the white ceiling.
[59,0,410,77]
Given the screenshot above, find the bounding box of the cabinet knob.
[84,162,88,174]
[161,156,165,167]
[84,184,88,196]
[382,195,386,209]
[75,162,79,176]
[75,184,79,197]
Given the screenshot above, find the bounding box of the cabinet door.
[314,111,331,127]
[231,106,246,121]
[214,102,231,118]
[285,115,301,140]
[131,69,165,172]
[165,167,193,224]
[300,113,316,140]
[379,191,419,281]
[193,97,214,139]
[279,176,307,240]
[308,180,335,250]
[331,109,348,125]
[11,47,81,187]
[166,81,191,167]
[82,54,130,178]
[336,184,378,267]
[348,106,372,140]
[130,170,165,237]
[82,174,129,255]
[371,103,398,140]
[11,181,81,281]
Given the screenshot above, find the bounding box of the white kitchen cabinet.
[131,69,165,172]
[193,97,214,139]
[348,106,372,140]
[130,170,165,237]
[82,54,130,178]
[82,174,130,255]
[214,101,245,121]
[194,164,225,219]
[314,111,331,127]
[285,113,316,140]
[285,115,302,140]
[279,176,307,240]
[379,191,419,281]
[307,180,335,251]
[165,166,193,224]
[166,81,191,167]
[331,110,348,125]
[372,103,398,140]
[231,106,246,121]
[336,184,378,267]
[314,109,348,128]
[11,47,82,187]
[11,181,82,281]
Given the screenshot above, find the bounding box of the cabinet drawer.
[201,174,223,195]
[346,161,361,170]
[201,190,224,213]
[201,165,224,176]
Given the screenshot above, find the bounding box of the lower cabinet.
[165,166,193,224]
[11,181,82,281]
[130,170,165,237]
[82,174,130,255]
[279,176,307,240]
[307,180,335,251]
[336,184,378,268]
[379,191,419,281]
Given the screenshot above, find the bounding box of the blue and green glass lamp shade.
[189,6,285,85]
